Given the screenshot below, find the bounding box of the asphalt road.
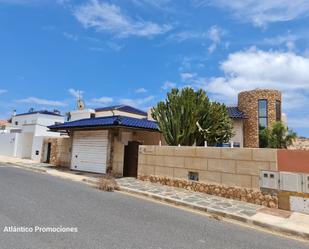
[0,165,308,249]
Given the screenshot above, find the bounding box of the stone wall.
[139,175,278,208]
[42,137,72,167]
[289,138,309,150]
[238,89,282,148]
[138,146,278,189]
[111,129,162,176]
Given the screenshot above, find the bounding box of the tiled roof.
[0,120,8,125]
[48,115,159,131]
[15,110,63,117]
[227,107,247,119]
[95,105,147,116]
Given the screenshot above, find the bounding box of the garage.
[71,130,109,174]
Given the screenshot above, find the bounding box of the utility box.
[290,196,309,214]
[280,172,303,192]
[303,174,309,193]
[260,171,279,189]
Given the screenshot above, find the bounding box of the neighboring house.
[0,120,9,133]
[49,105,162,176]
[0,110,65,161]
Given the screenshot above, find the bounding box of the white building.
[0,110,65,161]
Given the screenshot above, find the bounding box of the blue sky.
[0,0,309,136]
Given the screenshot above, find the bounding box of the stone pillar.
[238,89,282,148]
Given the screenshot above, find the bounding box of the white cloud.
[180,72,196,82]
[69,88,84,98]
[17,97,66,107]
[167,31,207,43]
[62,32,78,42]
[162,81,176,90]
[119,95,154,107]
[209,0,309,27]
[132,0,171,10]
[198,47,309,110]
[135,87,147,93]
[263,34,298,50]
[90,96,113,104]
[0,89,7,95]
[207,25,225,53]
[74,0,172,38]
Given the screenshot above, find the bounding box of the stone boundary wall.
[138,146,278,189]
[139,175,278,208]
[42,137,72,167]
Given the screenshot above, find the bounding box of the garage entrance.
[71,130,108,174]
[123,141,141,177]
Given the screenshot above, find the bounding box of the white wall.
[96,110,146,119]
[70,109,95,121]
[31,136,45,162]
[0,133,20,156]
[12,113,64,137]
[18,133,33,159]
[230,119,244,147]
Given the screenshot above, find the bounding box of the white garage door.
[71,130,109,174]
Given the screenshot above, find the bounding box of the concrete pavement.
[1,165,308,249]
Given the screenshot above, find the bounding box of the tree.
[259,122,297,149]
[196,102,234,146]
[152,88,209,146]
[151,87,234,146]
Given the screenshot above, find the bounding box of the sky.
[0,0,309,136]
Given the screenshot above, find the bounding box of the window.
[258,99,268,147]
[258,100,268,129]
[90,113,96,118]
[276,100,281,121]
[15,121,18,125]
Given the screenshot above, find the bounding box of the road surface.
[0,165,308,249]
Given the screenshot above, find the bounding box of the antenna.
[76,90,85,110]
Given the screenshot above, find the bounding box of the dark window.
[15,121,18,125]
[90,113,96,118]
[276,100,281,121]
[258,100,268,129]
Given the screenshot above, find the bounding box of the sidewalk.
[118,178,309,240]
[1,155,309,241]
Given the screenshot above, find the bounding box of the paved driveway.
[0,165,308,249]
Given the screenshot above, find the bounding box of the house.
[49,105,162,176]
[0,110,65,161]
[0,120,9,133]
[47,88,283,175]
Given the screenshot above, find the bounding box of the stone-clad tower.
[238,89,282,148]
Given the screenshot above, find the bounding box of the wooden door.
[123,141,140,177]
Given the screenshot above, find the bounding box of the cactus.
[152,88,233,146]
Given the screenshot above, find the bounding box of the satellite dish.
[77,99,85,110]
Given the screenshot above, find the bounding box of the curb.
[119,186,309,240]
[5,162,47,173]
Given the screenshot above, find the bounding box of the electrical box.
[290,196,309,214]
[279,172,303,192]
[260,171,279,189]
[303,174,309,193]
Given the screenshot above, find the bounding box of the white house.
[0,110,65,161]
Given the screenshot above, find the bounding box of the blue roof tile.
[48,115,159,131]
[15,110,63,117]
[227,107,247,119]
